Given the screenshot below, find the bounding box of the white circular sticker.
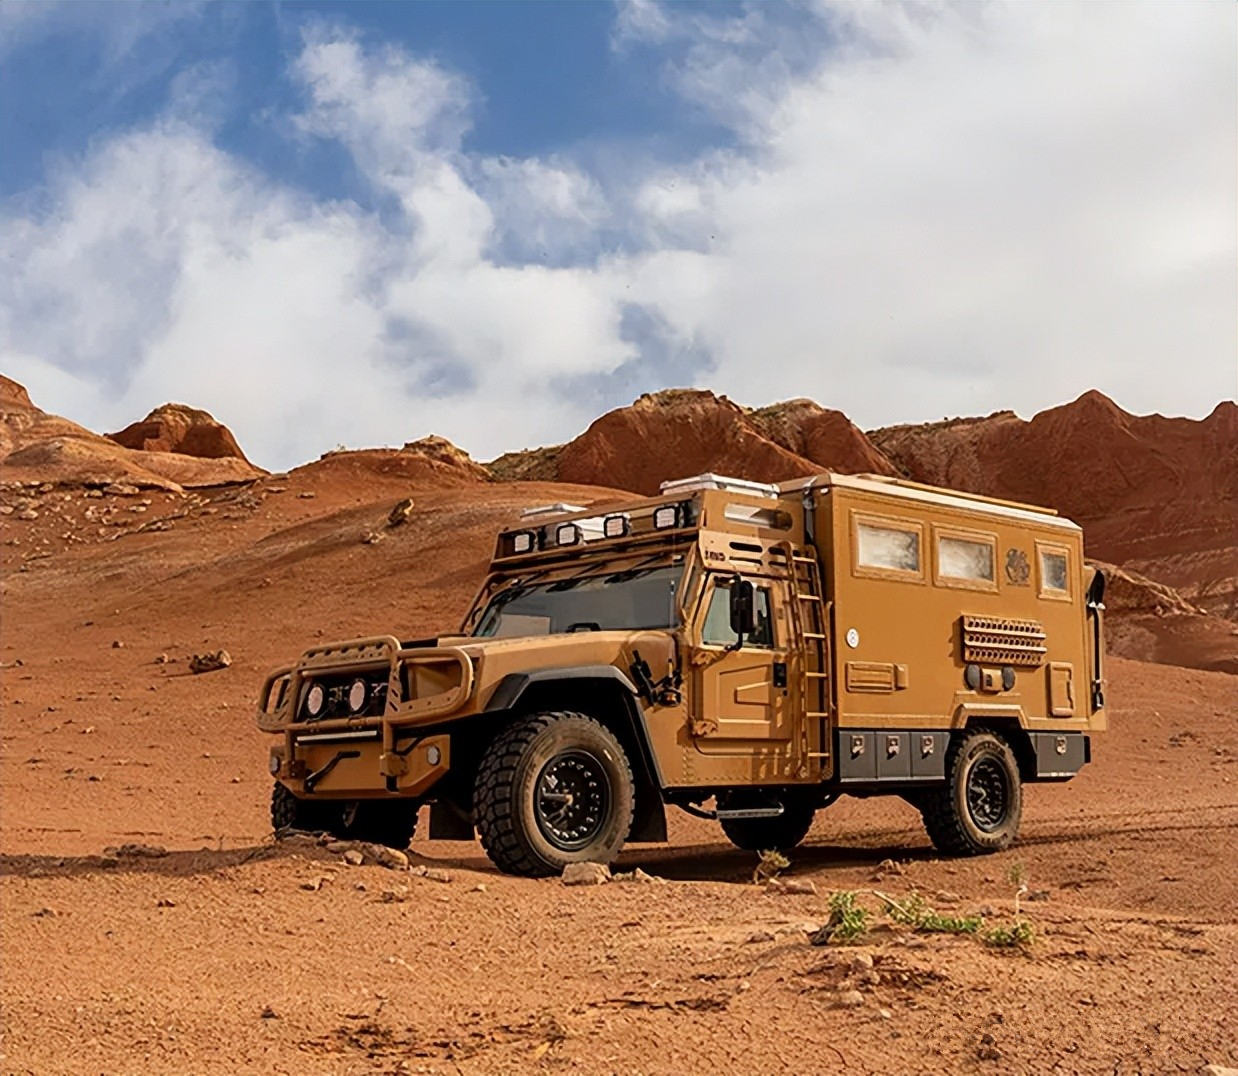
[845,628,860,649]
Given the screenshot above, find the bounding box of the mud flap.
[429,800,475,840]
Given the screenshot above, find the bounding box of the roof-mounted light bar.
[603,513,630,539]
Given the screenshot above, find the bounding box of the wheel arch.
[960,716,1036,782]
[483,668,667,843]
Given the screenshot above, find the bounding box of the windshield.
[474,565,682,638]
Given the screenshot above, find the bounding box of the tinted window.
[474,566,681,638]
[702,580,774,648]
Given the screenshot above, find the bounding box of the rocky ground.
[2,461,1236,1075]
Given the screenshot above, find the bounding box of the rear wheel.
[719,798,822,852]
[475,712,635,877]
[921,730,1022,855]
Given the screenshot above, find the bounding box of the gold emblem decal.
[1005,548,1030,586]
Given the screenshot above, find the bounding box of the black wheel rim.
[966,756,1011,833]
[534,751,611,851]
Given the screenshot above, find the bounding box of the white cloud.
[1,4,1233,473]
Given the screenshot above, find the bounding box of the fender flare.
[483,664,641,713]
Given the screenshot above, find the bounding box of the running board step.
[715,806,786,820]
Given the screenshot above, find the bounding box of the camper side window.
[1038,544,1071,599]
[935,530,997,591]
[855,519,922,578]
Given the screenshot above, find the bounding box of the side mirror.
[729,576,756,640]
[1086,566,1105,607]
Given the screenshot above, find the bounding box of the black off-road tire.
[720,801,818,852]
[271,781,333,835]
[475,712,635,877]
[921,729,1023,855]
[333,800,418,850]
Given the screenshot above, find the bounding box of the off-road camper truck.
[258,472,1106,875]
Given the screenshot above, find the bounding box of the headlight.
[348,678,368,714]
[305,682,325,718]
[268,751,282,776]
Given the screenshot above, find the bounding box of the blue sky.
[1,1,1234,469]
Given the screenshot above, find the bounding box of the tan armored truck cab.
[257,472,1107,875]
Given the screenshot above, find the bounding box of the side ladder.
[781,542,831,774]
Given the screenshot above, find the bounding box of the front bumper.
[259,635,472,799]
[269,730,451,799]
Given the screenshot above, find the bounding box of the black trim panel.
[1030,731,1088,779]
[484,665,639,713]
[836,729,949,782]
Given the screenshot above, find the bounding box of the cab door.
[690,574,793,749]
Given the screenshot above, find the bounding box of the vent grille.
[961,615,1047,666]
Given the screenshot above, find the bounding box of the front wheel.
[475,712,635,877]
[920,729,1022,855]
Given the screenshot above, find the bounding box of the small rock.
[935,890,962,904]
[845,951,874,973]
[611,867,666,885]
[561,862,611,886]
[98,856,120,868]
[746,930,776,944]
[362,530,385,545]
[297,491,316,499]
[16,509,38,521]
[156,898,176,908]
[325,841,357,854]
[832,990,865,1009]
[300,877,327,891]
[31,907,56,918]
[111,640,124,649]
[766,878,816,896]
[104,483,139,496]
[878,1008,893,1020]
[370,846,409,871]
[388,497,415,527]
[1203,1066,1238,1076]
[189,649,231,674]
[261,1006,279,1020]
[1026,889,1051,902]
[343,850,365,866]
[422,868,451,884]
[472,883,487,893]
[975,904,996,917]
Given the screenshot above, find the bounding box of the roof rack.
[519,503,586,520]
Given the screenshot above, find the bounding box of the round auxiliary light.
[348,678,369,714]
[426,744,442,766]
[305,682,326,718]
[268,752,282,776]
[556,523,581,546]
